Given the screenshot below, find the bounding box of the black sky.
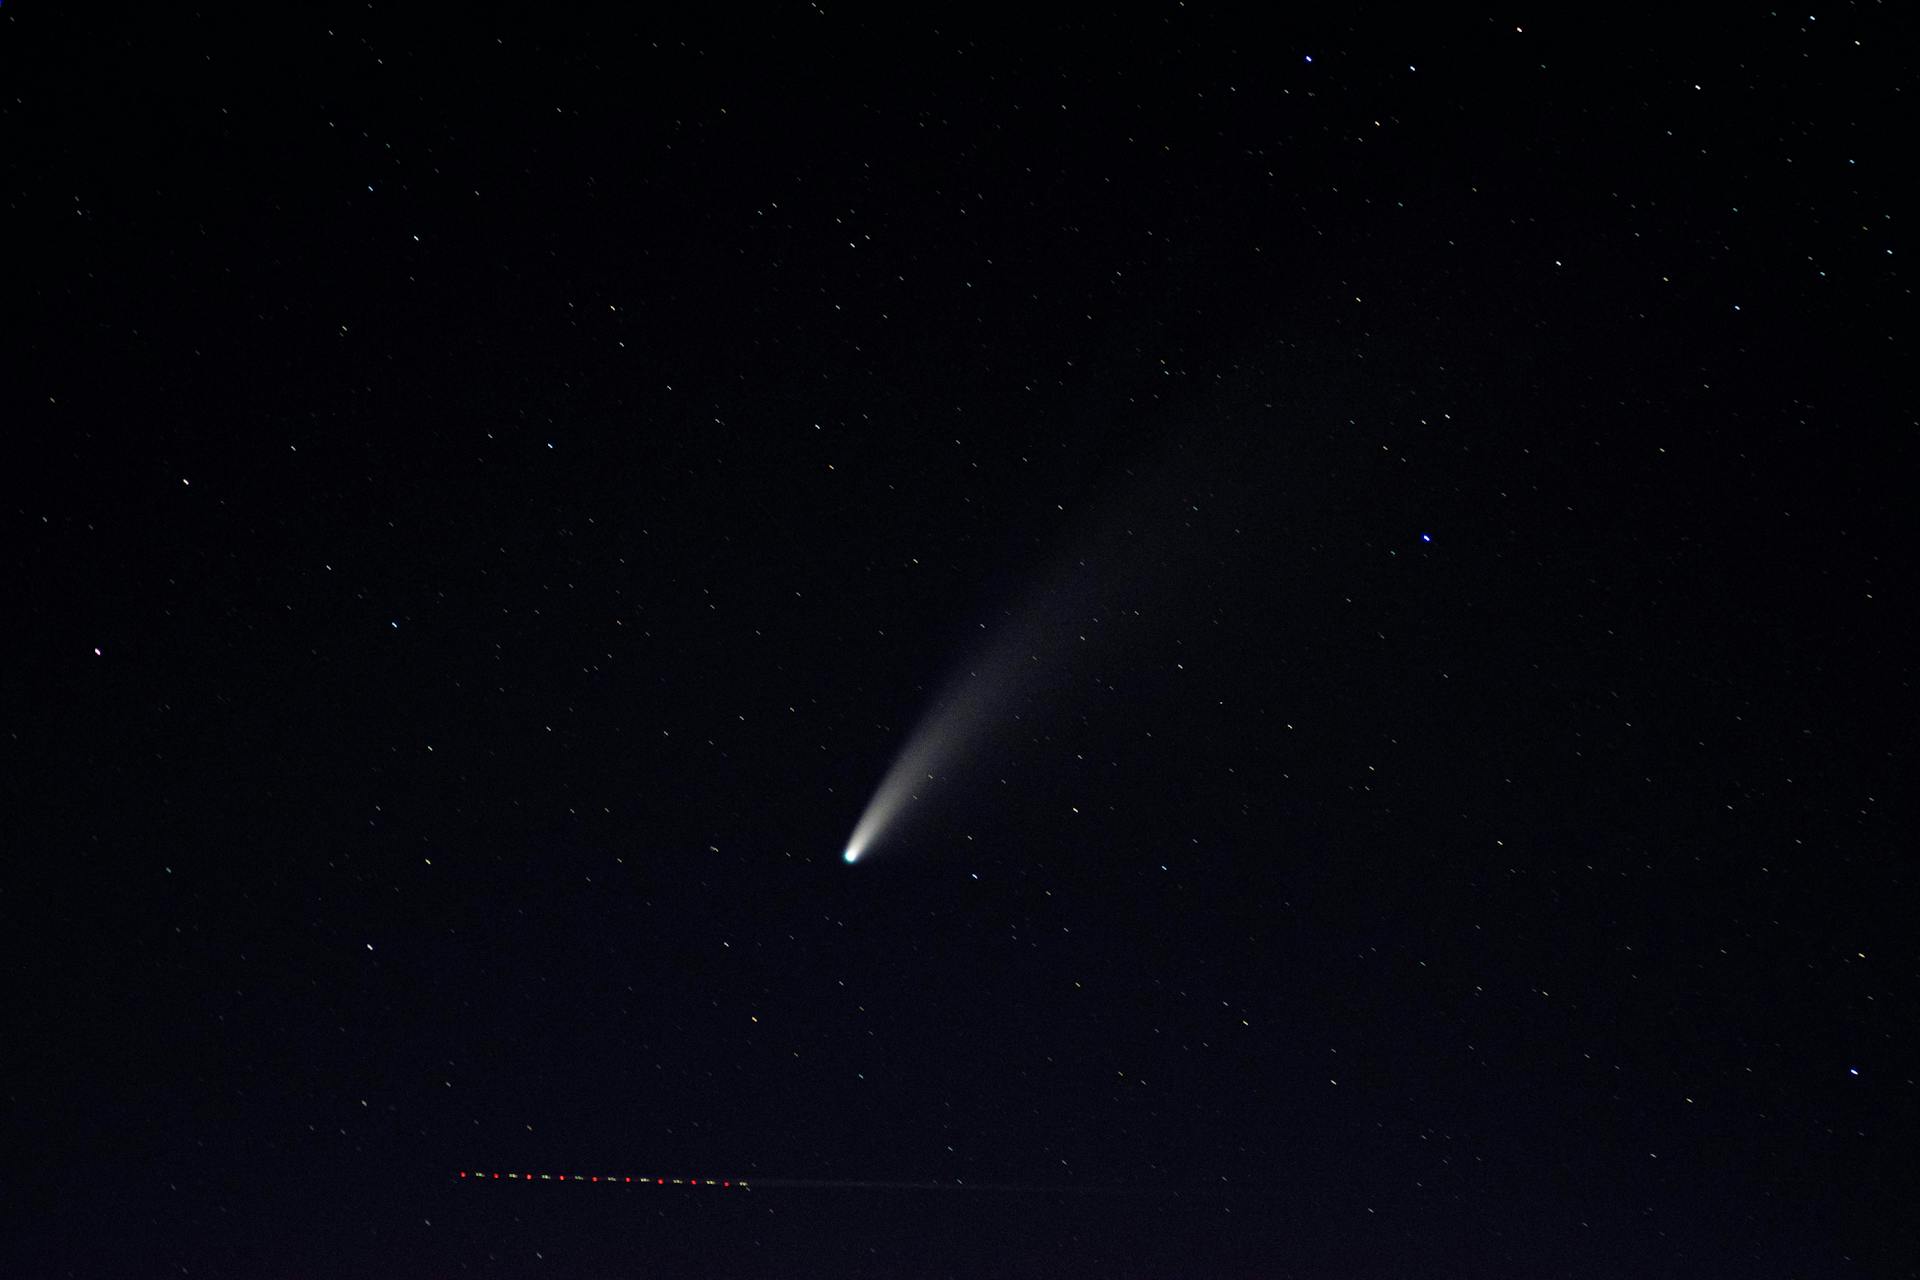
[5,7,1913,1278]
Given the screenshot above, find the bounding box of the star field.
[5,8,1911,1278]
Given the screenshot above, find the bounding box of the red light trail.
[458,1171,747,1188]
[454,1170,1178,1195]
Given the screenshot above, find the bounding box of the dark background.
[4,6,1912,1277]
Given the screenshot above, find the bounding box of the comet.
[841,569,1092,864]
[840,666,1001,864]
[839,420,1258,865]
[840,696,970,864]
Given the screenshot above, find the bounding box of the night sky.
[6,7,1913,1278]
